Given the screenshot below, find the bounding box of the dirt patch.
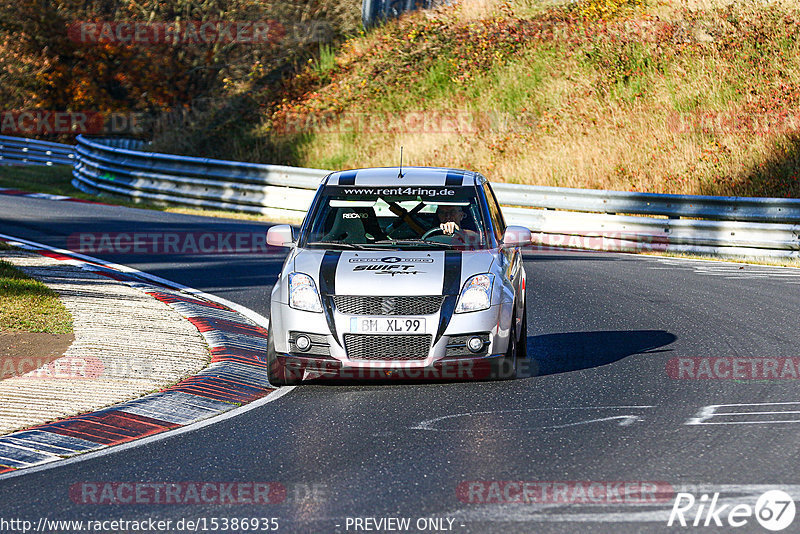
[0,331,74,380]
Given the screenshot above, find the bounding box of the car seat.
[321,207,385,243]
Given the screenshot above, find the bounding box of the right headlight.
[288,272,323,313]
[455,273,494,313]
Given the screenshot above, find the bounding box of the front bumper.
[269,299,513,370]
[277,353,506,381]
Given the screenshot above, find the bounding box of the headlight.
[455,273,494,313]
[289,272,323,313]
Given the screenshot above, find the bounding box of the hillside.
[0,0,361,142]
[153,0,800,198]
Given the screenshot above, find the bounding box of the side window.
[482,183,505,241]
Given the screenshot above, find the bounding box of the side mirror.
[266,225,295,247]
[502,226,532,247]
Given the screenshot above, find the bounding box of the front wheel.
[516,305,529,377]
[266,330,300,386]
[491,309,520,380]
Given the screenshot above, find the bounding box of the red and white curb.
[0,233,286,478]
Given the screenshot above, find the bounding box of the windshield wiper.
[305,241,369,250]
[371,239,454,249]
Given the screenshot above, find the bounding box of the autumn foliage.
[0,0,360,141]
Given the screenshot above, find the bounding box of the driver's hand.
[440,222,459,235]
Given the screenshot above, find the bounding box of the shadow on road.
[528,330,676,376]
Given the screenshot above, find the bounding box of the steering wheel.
[421,227,446,240]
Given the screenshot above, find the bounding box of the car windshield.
[301,184,490,250]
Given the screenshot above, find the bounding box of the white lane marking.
[0,386,296,481]
[686,402,800,425]
[698,272,800,277]
[0,232,270,329]
[653,265,800,273]
[696,267,794,272]
[539,415,644,429]
[412,406,654,431]
[24,193,71,200]
[641,255,800,269]
[643,256,800,279]
[446,485,800,524]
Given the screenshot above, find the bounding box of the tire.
[516,305,529,378]
[491,308,520,380]
[266,329,300,386]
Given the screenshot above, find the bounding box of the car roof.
[324,167,484,187]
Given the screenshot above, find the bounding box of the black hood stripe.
[445,171,464,186]
[442,250,462,295]
[319,250,342,347]
[338,170,357,185]
[436,250,462,343]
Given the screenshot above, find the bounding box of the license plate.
[350,317,426,333]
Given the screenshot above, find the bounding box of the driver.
[436,204,477,242]
[436,204,465,236]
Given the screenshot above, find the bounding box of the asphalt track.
[2,194,800,533]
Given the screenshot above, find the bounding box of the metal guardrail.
[6,135,799,258]
[0,135,75,166]
[362,0,443,29]
[71,135,800,257]
[492,182,800,224]
[502,208,800,258]
[71,135,326,219]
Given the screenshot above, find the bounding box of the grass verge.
[0,258,73,334]
[640,250,800,268]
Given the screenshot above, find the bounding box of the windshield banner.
[325,186,462,198]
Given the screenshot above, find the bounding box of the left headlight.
[289,272,323,313]
[455,273,494,313]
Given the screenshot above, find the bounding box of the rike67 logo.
[668,490,796,531]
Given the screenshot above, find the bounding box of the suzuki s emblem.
[381,297,396,315]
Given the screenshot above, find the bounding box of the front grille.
[343,334,431,360]
[333,296,443,316]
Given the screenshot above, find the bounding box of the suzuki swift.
[265,166,531,384]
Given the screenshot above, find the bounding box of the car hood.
[292,249,495,296]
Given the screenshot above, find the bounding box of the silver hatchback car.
[265,167,531,385]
